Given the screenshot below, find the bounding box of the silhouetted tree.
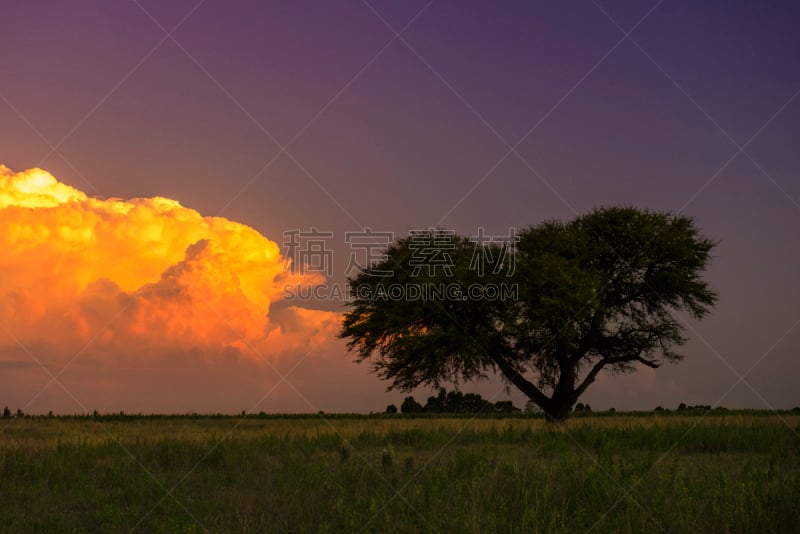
[400,396,423,413]
[342,207,717,421]
[385,404,398,414]
[424,391,446,413]
[2,406,10,418]
[463,393,491,413]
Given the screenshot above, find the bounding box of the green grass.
[0,412,798,532]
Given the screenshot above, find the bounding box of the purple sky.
[1,0,799,413]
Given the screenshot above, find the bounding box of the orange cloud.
[0,164,349,412]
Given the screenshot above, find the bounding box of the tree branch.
[490,353,550,408]
[574,358,609,399]
[574,308,604,364]
[574,352,648,398]
[635,356,661,368]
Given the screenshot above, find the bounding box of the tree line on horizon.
[386,389,520,414]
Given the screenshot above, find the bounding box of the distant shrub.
[381,447,394,475]
[572,403,592,415]
[524,401,541,415]
[340,440,352,463]
[404,456,414,474]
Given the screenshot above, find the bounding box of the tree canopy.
[341,207,717,421]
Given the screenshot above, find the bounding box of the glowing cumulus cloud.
[0,165,344,412]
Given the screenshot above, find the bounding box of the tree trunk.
[542,392,575,423]
[490,352,578,422]
[543,360,578,422]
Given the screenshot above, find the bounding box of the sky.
[1,0,799,414]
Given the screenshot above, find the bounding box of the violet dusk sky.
[1,1,799,414]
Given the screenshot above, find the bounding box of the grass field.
[1,411,798,533]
